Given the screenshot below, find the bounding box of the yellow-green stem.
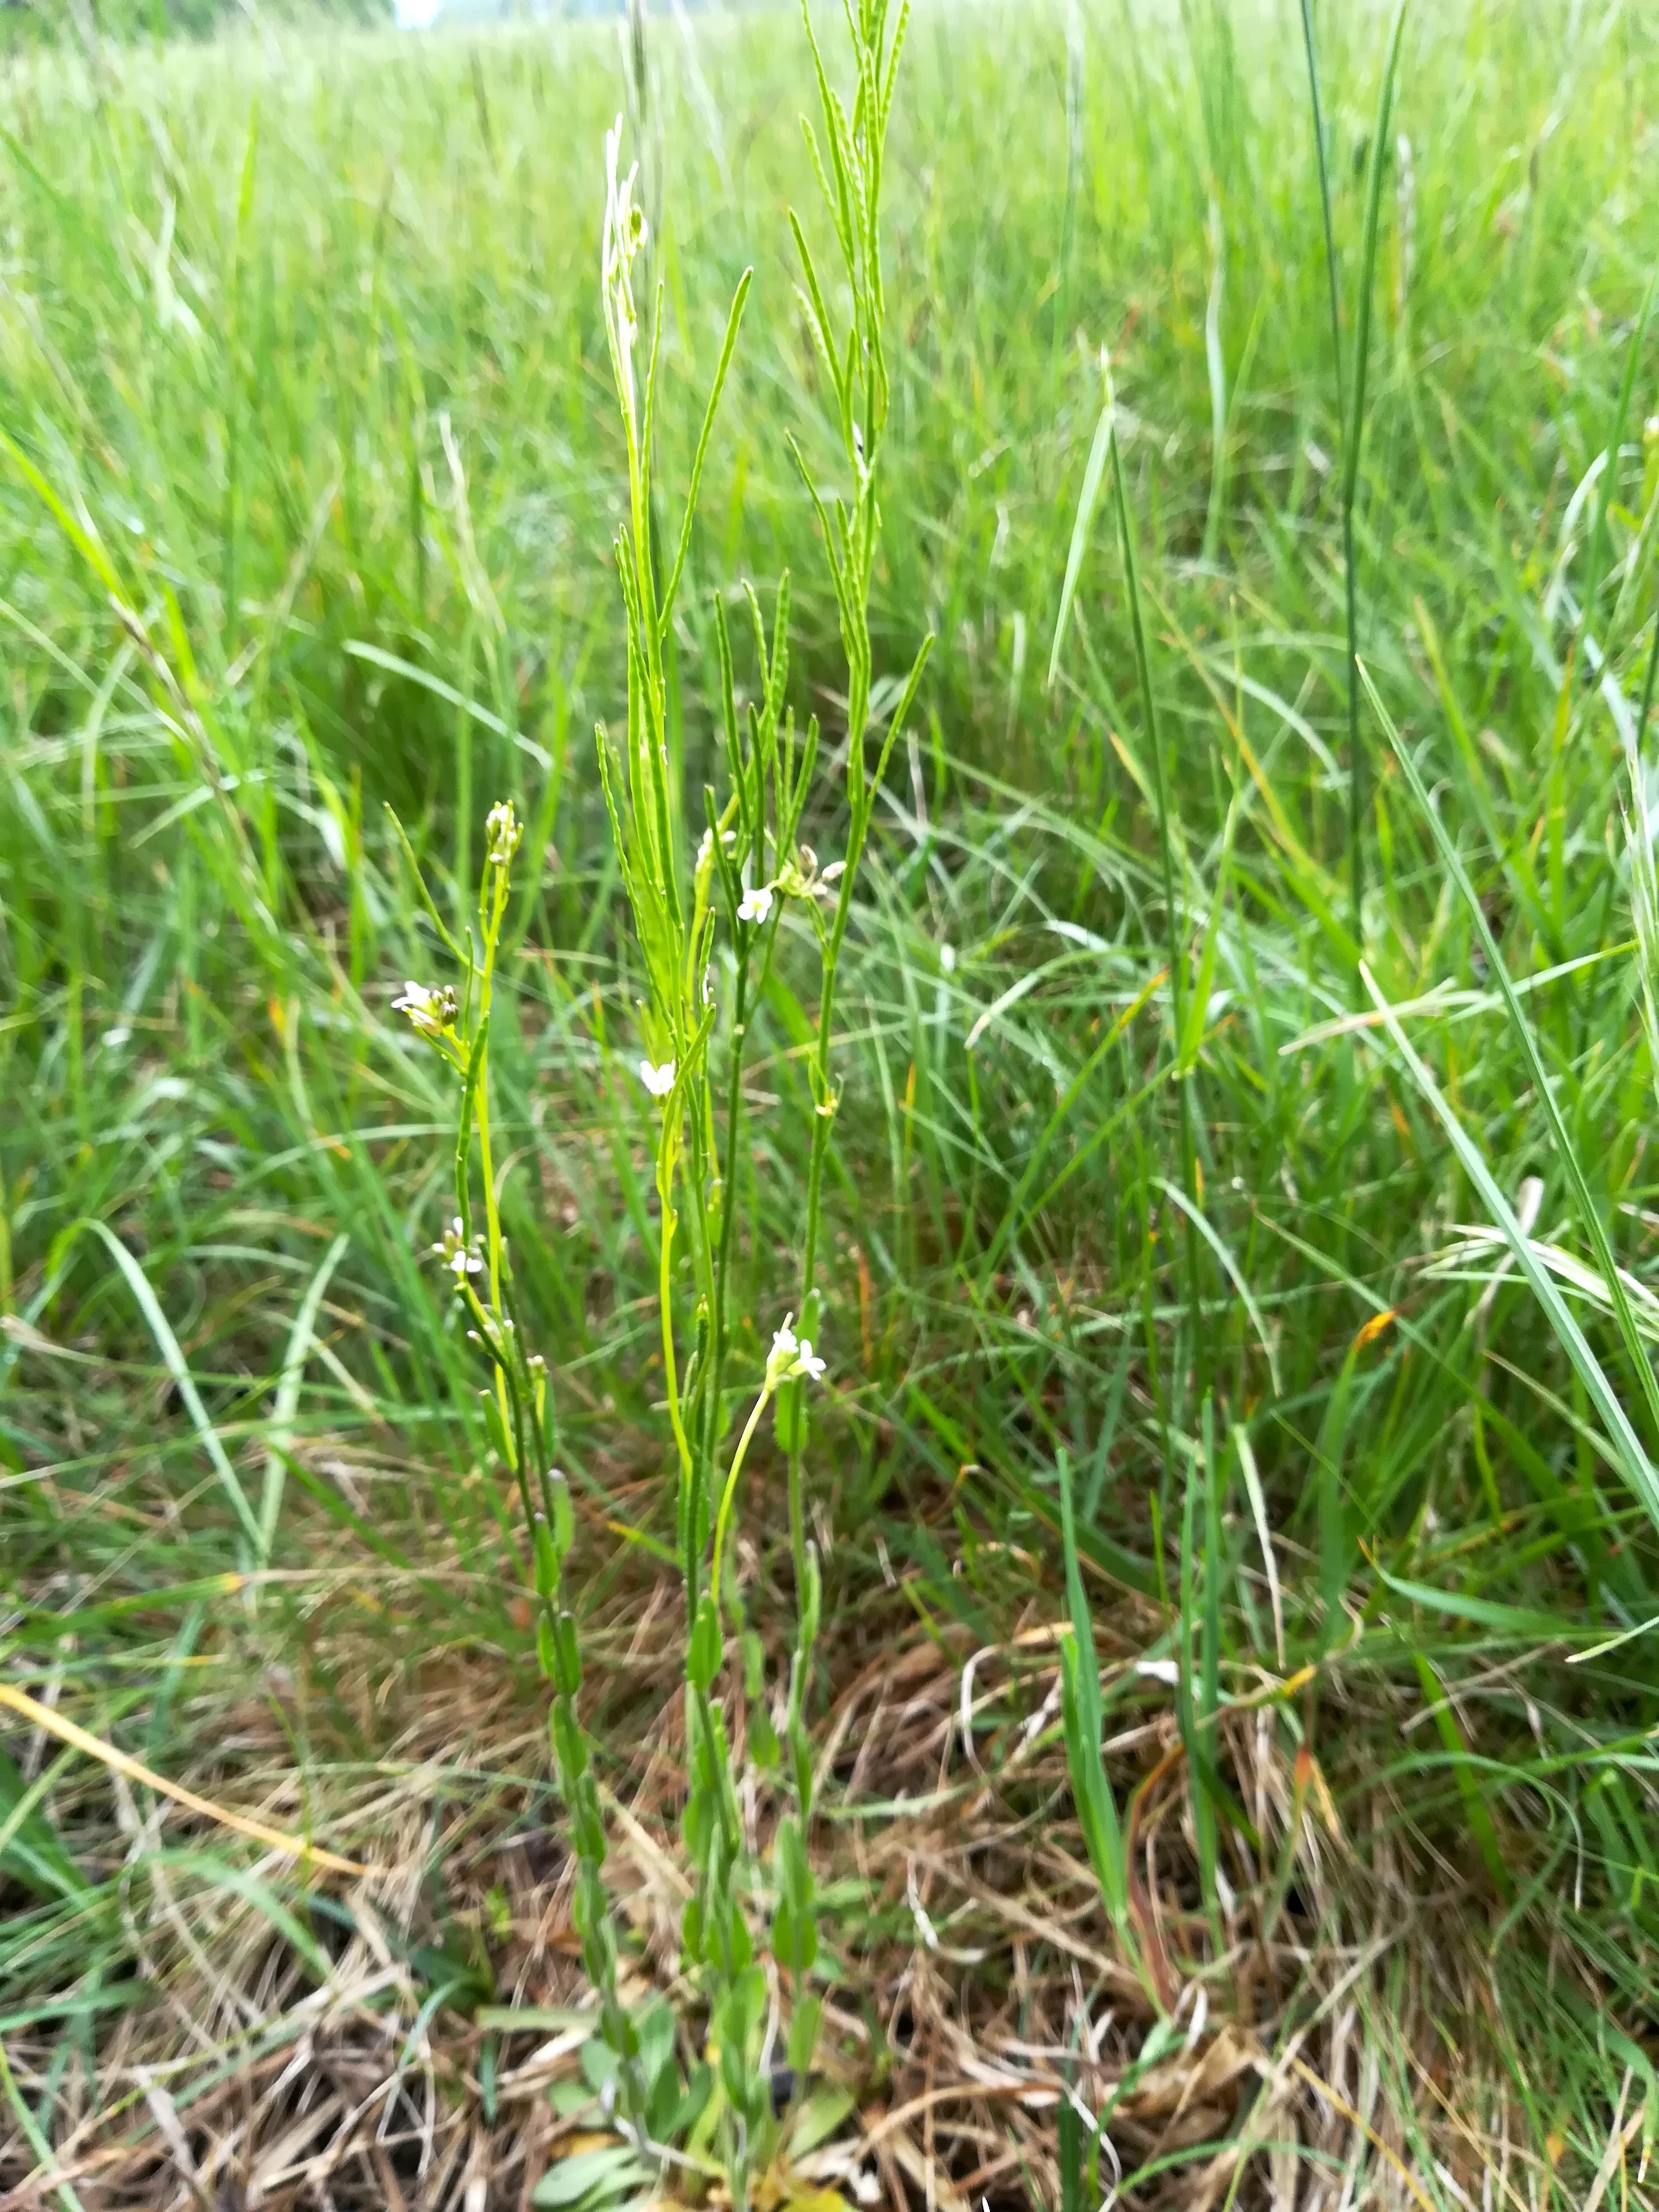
[658,1130,694,1483]
[711,1381,774,1621]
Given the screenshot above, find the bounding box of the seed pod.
[532,1514,560,1601]
[554,1610,582,1693]
[550,1700,588,1785]
[549,1470,574,1558]
[481,1386,513,1469]
[687,1593,722,1691]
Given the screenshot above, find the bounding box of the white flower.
[392,981,458,1039]
[432,1216,484,1278]
[639,1058,677,1098]
[939,943,956,974]
[765,1318,799,1389]
[765,1316,826,1388]
[485,800,522,868]
[780,846,846,904]
[738,883,774,925]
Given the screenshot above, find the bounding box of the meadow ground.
[5,1,1659,2205]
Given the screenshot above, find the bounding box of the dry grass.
[3,1473,1562,2212]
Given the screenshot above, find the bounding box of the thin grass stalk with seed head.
[777,0,933,2080]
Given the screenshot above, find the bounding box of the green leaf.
[790,2086,855,2158]
[1048,393,1114,688]
[0,1741,87,1903]
[1356,959,1659,1537]
[78,1219,261,1555]
[531,2148,653,2210]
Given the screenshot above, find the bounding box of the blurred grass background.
[5,0,1659,2200]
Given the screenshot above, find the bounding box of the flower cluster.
[775,843,845,904]
[733,845,845,931]
[485,800,522,869]
[432,1216,484,1281]
[766,1315,828,1390]
[392,981,458,1040]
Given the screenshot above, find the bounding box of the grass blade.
[80,1219,262,1557]
[1361,658,1659,1463]
[259,1233,351,1569]
[1057,1451,1136,1966]
[1047,389,1113,688]
[1356,962,1659,1543]
[1582,273,1656,643]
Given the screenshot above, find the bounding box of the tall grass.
[3,1,1659,2203]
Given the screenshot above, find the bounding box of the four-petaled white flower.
[485,801,522,868]
[392,980,458,1039]
[766,1315,828,1389]
[738,883,774,926]
[639,1058,677,1098]
[433,1216,484,1279]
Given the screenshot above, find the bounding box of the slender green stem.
[711,1380,775,1621]
[709,962,751,1466]
[1640,601,1659,743]
[656,1134,694,1485]
[1109,413,1204,1415]
[1300,0,1407,976]
[1297,0,1345,426]
[790,840,864,1580]
[1298,0,1356,971]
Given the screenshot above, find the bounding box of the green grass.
[5,0,1659,2203]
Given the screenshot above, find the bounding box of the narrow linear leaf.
[80,1219,262,1552]
[1357,963,1659,1538]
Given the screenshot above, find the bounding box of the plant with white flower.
[766,1316,827,1389]
[369,0,927,2163]
[711,1316,829,1648]
[774,845,846,909]
[485,799,522,869]
[432,1216,485,1282]
[392,980,458,1044]
[383,790,642,2125]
